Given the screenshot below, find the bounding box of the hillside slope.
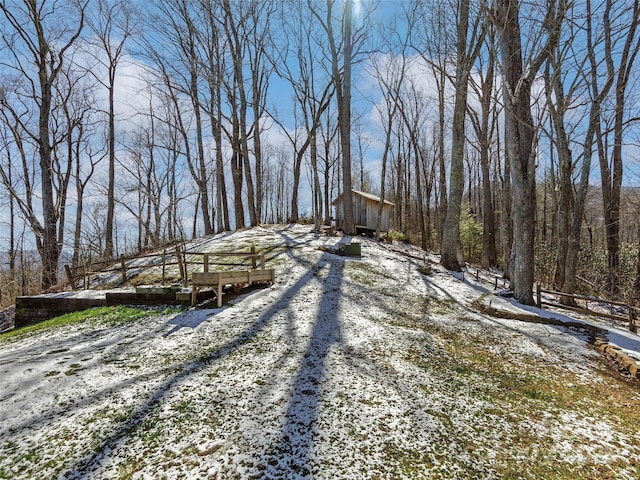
[0,224,639,479]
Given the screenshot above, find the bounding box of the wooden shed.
[331,189,395,233]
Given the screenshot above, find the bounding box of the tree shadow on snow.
[62,244,339,478]
[162,308,218,336]
[260,252,344,477]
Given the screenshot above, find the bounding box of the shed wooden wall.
[334,193,393,231]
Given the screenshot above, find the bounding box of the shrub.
[459,205,483,263]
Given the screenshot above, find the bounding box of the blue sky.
[2,0,640,256]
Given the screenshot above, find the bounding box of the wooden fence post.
[203,254,209,273]
[176,246,185,286]
[64,265,76,291]
[629,307,638,334]
[182,248,188,287]
[120,255,127,285]
[162,249,166,285]
[250,246,257,269]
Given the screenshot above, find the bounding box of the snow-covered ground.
[1,224,639,479]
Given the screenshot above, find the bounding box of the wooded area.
[2,0,640,309]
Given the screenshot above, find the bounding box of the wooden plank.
[192,272,222,285]
[223,270,251,278]
[191,268,275,307]
[218,272,250,284]
[184,251,265,257]
[540,300,629,323]
[539,288,630,308]
[248,269,275,282]
[193,269,274,285]
[162,249,166,285]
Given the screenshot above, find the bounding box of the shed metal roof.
[331,189,396,206]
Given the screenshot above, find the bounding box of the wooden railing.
[536,284,638,334]
[466,267,509,290]
[64,246,265,290]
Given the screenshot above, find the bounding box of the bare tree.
[0,0,86,289]
[145,0,215,235]
[194,0,230,232]
[493,0,563,304]
[222,0,257,227]
[409,0,455,248]
[320,103,340,225]
[246,1,275,223]
[86,0,135,259]
[440,0,486,270]
[310,0,364,235]
[54,63,102,269]
[397,82,431,250]
[0,124,16,285]
[368,39,409,238]
[599,0,640,296]
[540,0,613,304]
[337,0,355,234]
[272,0,335,226]
[562,0,616,300]
[468,26,498,268]
[544,38,578,293]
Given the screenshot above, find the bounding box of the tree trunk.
[290,141,308,223]
[435,68,448,248]
[496,0,558,305]
[311,130,323,231]
[565,0,615,301]
[599,0,639,296]
[338,0,355,235]
[230,104,245,229]
[477,42,497,269]
[215,107,230,232]
[104,68,116,259]
[441,0,476,271]
[8,156,15,277]
[480,140,497,269]
[548,83,573,293]
[376,102,400,238]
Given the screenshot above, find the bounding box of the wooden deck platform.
[192,269,275,307]
[13,268,276,328]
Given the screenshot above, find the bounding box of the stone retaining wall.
[595,339,640,380]
[0,305,14,333]
[15,297,107,328]
[473,297,639,381]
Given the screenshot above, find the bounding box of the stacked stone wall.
[0,305,14,333]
